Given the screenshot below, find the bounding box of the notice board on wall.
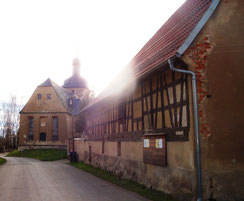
[143,133,167,167]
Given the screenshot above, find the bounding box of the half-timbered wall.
[85,67,190,141]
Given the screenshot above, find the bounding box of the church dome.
[62,58,88,89]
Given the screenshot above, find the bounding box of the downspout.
[168,58,202,201]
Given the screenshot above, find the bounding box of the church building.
[18,58,89,150]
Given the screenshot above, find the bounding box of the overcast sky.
[0,0,185,104]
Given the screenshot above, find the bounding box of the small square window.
[47,94,51,99]
[38,94,41,100]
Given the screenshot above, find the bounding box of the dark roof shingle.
[62,74,88,89]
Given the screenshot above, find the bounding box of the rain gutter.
[168,58,202,201]
[169,1,220,200]
[177,0,220,57]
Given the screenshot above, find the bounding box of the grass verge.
[0,157,6,165]
[7,149,67,161]
[71,162,178,201]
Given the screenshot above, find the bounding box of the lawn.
[7,149,67,161]
[0,157,6,165]
[71,161,178,201]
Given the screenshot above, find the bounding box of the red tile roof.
[130,0,211,78]
[82,0,213,111]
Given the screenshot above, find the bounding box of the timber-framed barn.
[70,0,244,200]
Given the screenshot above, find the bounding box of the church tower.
[62,58,89,97]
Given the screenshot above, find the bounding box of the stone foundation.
[70,138,244,201]
[86,152,194,200]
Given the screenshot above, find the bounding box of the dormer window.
[38,94,41,100]
[47,94,51,99]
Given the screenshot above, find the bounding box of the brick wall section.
[185,35,213,139]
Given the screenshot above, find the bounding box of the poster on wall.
[144,139,150,148]
[156,139,163,148]
[143,134,167,167]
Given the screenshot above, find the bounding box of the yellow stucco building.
[18,58,89,150]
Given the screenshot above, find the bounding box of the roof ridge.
[38,78,52,87]
[49,79,73,113]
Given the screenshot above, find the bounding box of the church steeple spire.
[63,58,88,89]
[72,57,80,75]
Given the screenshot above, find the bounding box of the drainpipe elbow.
[191,72,196,81]
[168,58,176,71]
[168,58,196,79]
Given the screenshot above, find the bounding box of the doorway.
[39,133,46,141]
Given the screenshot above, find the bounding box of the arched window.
[28,117,34,141]
[52,117,58,141]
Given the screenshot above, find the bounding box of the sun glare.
[0,0,186,103]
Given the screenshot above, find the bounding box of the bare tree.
[76,90,94,136]
[0,95,23,151]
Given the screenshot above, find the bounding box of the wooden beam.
[126,95,130,132]
[179,73,184,127]
[185,74,191,128]
[131,93,134,132]
[141,83,145,130]
[154,74,159,129]
[149,78,154,127]
[160,73,166,128]
[143,83,152,129]
[163,71,174,128]
[172,71,178,127]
